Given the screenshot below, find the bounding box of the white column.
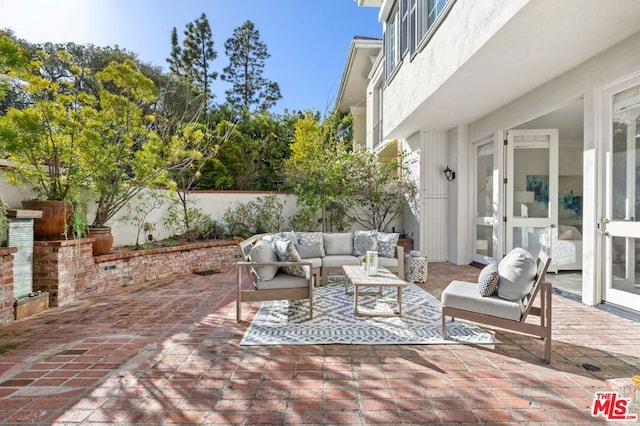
[448,125,470,265]
[421,131,449,262]
[582,89,599,306]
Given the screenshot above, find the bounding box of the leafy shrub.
[288,204,319,232]
[165,205,215,242]
[222,194,285,237]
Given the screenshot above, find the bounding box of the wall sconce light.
[443,166,456,181]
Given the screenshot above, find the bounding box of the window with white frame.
[384,0,453,80]
[400,0,410,58]
[384,4,398,78]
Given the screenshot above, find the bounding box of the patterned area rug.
[240,279,497,346]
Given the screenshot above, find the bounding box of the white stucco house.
[338,0,640,313]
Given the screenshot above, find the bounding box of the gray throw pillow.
[295,243,323,259]
[353,230,378,257]
[478,263,499,297]
[323,232,353,255]
[248,240,278,281]
[272,239,307,277]
[377,232,399,258]
[497,248,537,301]
[296,232,325,257]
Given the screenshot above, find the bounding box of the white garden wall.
[0,168,299,247]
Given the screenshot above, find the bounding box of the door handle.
[550,224,556,228]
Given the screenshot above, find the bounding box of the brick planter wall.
[0,247,18,326]
[32,240,239,307]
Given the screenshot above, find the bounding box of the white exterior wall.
[382,0,529,135]
[468,32,640,141]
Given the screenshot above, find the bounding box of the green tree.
[334,148,418,231]
[0,31,30,114]
[86,59,183,227]
[285,109,415,232]
[167,13,217,115]
[221,20,281,112]
[284,110,352,229]
[0,49,96,201]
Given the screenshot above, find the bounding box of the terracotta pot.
[21,200,73,241]
[88,226,114,256]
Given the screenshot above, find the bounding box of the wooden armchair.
[236,235,314,323]
[441,252,553,363]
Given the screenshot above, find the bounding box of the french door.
[472,138,498,264]
[601,79,640,310]
[505,129,559,259]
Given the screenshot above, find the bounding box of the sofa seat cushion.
[442,280,523,321]
[378,256,399,269]
[256,272,310,290]
[322,255,360,268]
[323,232,353,255]
[304,257,323,269]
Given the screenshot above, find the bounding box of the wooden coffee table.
[343,265,408,317]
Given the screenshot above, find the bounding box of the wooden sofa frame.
[442,252,553,363]
[236,234,314,323]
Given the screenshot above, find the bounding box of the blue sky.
[0,0,381,115]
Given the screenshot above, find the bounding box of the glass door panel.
[505,130,559,261]
[512,226,550,258]
[472,140,496,264]
[603,80,640,309]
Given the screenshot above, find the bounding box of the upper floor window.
[384,0,453,81]
[400,0,410,58]
[384,5,398,78]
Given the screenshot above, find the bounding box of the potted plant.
[0,49,93,240]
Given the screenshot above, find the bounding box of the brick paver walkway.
[0,263,638,424]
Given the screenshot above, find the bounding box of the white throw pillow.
[497,248,537,301]
[248,240,278,281]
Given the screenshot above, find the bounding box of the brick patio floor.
[0,263,639,425]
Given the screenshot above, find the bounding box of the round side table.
[405,254,428,283]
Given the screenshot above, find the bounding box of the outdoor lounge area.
[0,262,638,424]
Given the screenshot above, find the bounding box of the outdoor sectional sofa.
[236,231,404,322]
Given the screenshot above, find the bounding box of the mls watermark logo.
[591,392,637,421]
